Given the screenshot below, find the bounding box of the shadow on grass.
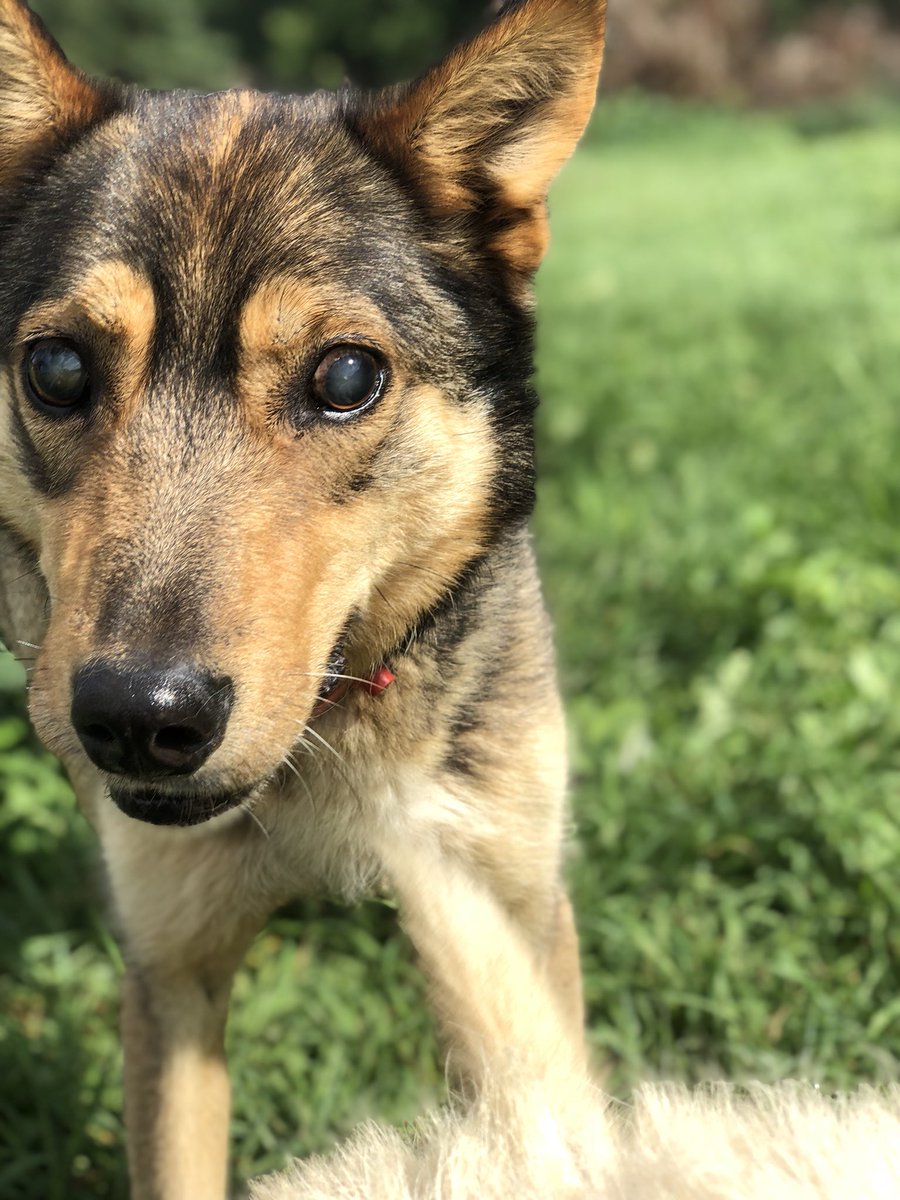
[0,993,128,1200]
[0,685,128,1200]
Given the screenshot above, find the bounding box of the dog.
[250,839,900,1200]
[0,0,606,1196]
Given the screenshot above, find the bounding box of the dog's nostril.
[152,725,207,755]
[83,722,117,744]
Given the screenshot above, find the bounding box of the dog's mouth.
[108,780,259,827]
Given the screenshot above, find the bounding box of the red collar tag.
[362,666,396,697]
[311,665,395,719]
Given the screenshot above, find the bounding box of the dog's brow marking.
[17,261,157,417]
[83,261,156,348]
[19,260,155,343]
[239,276,393,355]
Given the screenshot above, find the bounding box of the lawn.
[2,98,900,1197]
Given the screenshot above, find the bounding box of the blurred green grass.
[2,98,900,1196]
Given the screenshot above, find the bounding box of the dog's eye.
[312,347,385,415]
[24,339,90,412]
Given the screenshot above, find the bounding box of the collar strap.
[311,665,395,719]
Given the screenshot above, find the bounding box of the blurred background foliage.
[29,0,485,89]
[28,0,900,99]
[2,1,900,1197]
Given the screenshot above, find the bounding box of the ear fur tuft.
[360,0,606,273]
[0,0,117,185]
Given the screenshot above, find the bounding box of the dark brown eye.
[24,339,90,412]
[312,347,385,415]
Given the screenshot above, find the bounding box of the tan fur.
[0,1,605,1196]
[250,842,900,1200]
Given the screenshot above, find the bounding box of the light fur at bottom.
[251,1078,900,1200]
[249,842,900,1200]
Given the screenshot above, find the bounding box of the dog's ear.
[0,0,119,186]
[359,0,605,274]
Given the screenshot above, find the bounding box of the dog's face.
[0,0,604,825]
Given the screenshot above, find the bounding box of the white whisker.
[303,724,346,765]
[281,752,317,809]
[295,670,373,686]
[289,731,317,756]
[240,802,270,840]
[282,754,305,780]
[395,560,457,588]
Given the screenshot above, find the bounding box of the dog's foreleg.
[122,959,236,1200]
[97,807,273,1200]
[543,890,585,1041]
[376,835,587,1085]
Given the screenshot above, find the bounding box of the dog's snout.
[70,660,234,779]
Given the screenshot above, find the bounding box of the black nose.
[70,659,234,780]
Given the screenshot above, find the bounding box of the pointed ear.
[360,0,606,274]
[0,0,118,186]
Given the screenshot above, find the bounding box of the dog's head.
[0,0,604,825]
